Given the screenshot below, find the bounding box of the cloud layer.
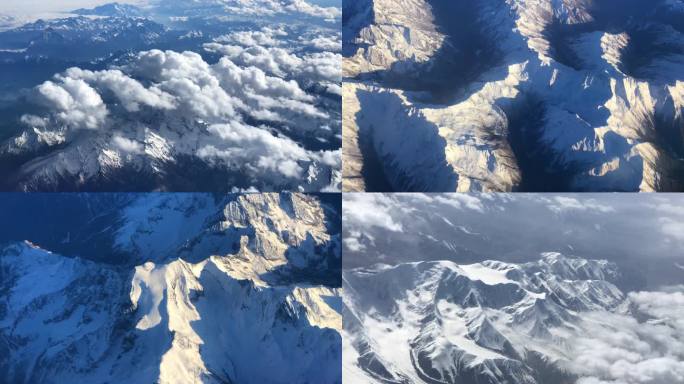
[342,194,684,288]
[569,288,684,384]
[154,0,341,20]
[6,20,341,191]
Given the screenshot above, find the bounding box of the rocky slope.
[0,193,342,384]
[343,253,634,383]
[343,0,684,192]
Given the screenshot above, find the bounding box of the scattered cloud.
[215,26,287,47]
[216,0,342,20]
[343,234,366,252]
[112,135,144,154]
[306,35,341,52]
[546,196,615,213]
[659,217,684,243]
[343,194,403,232]
[203,42,341,83]
[66,68,176,112]
[22,47,331,132]
[197,121,338,178]
[10,18,340,190]
[433,194,485,212]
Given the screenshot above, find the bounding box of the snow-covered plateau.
[343,0,684,192]
[0,193,342,384]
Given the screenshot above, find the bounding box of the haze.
[0,0,146,16]
[343,193,684,290]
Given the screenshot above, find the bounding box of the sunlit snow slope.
[0,193,342,384]
[343,0,684,192]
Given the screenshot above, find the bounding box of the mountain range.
[343,0,684,192]
[343,253,665,383]
[0,1,342,192]
[0,193,342,384]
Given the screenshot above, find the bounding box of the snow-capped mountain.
[0,110,339,192]
[0,193,342,383]
[0,16,169,60]
[0,1,341,192]
[71,2,146,18]
[0,15,20,32]
[343,253,638,383]
[343,0,684,192]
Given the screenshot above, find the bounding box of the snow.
[342,329,383,384]
[5,244,79,310]
[437,300,508,363]
[130,261,169,330]
[130,255,341,383]
[0,193,341,383]
[115,194,217,262]
[361,301,425,383]
[344,253,628,383]
[344,0,684,192]
[343,0,443,78]
[458,263,516,286]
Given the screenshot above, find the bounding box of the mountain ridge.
[343,0,684,192]
[0,193,342,384]
[343,253,631,384]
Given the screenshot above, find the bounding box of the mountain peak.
[72,2,145,17]
[344,254,627,383]
[0,193,342,384]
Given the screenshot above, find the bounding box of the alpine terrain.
[343,0,684,192]
[0,193,342,384]
[0,0,342,191]
[343,253,684,383]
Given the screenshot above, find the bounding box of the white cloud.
[659,217,684,242]
[391,193,484,212]
[343,194,403,232]
[207,44,303,80]
[547,196,615,213]
[645,201,684,244]
[647,201,684,216]
[434,194,485,212]
[204,42,341,83]
[214,0,341,20]
[325,83,342,96]
[215,26,287,47]
[568,288,684,384]
[198,122,309,178]
[214,56,311,100]
[20,115,49,129]
[112,135,144,154]
[65,68,176,112]
[34,78,108,130]
[25,48,330,130]
[307,35,342,52]
[343,236,366,252]
[298,51,342,83]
